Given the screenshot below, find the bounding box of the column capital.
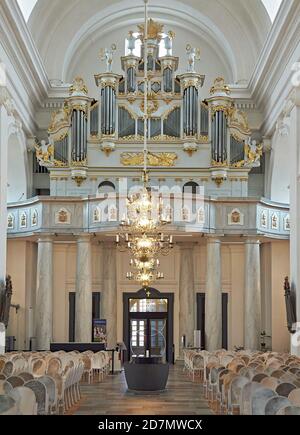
[37,235,54,244]
[75,233,93,243]
[244,238,261,245]
[206,235,222,244]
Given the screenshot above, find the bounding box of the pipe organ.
[36,19,263,195]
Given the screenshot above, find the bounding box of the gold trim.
[121,152,178,167]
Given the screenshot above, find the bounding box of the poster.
[93,319,107,346]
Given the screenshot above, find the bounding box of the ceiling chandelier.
[116,0,173,288]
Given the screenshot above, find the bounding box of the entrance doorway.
[123,289,174,363]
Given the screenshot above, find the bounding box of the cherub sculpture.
[186,44,201,73]
[99,44,117,73]
[245,138,263,167]
[35,137,54,165]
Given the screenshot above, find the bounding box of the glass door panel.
[150,319,167,362]
[130,319,146,357]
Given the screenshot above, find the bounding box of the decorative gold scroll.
[121,152,178,167]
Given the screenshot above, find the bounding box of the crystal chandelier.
[116,0,173,288]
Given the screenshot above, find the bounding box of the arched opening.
[7,133,28,203]
[183,182,199,195]
[98,181,116,195]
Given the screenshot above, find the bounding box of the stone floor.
[72,365,212,415]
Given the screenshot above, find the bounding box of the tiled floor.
[73,365,212,415]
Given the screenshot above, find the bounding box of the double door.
[130,314,167,361]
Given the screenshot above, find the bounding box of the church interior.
[0,0,300,417]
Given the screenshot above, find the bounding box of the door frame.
[196,292,229,350]
[123,288,174,363]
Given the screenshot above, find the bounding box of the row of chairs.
[183,349,300,415]
[0,350,110,415]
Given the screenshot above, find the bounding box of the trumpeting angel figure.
[186,44,201,73]
[99,44,117,73]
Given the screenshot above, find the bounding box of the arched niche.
[7,128,29,203]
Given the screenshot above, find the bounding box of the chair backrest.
[3,361,14,377]
[6,376,25,388]
[230,376,249,405]
[240,382,263,415]
[275,382,296,398]
[271,369,286,379]
[0,395,17,415]
[0,359,6,373]
[38,376,57,407]
[18,372,34,382]
[276,405,300,415]
[252,373,268,383]
[0,374,6,380]
[32,359,46,377]
[260,376,279,391]
[12,387,37,415]
[288,388,300,406]
[47,358,62,376]
[264,396,291,415]
[24,380,48,415]
[251,388,277,415]
[0,380,13,395]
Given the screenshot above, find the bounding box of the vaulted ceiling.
[21,0,274,87]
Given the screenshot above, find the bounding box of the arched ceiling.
[26,0,271,85]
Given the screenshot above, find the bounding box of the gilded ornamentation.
[245,140,263,167]
[229,108,251,136]
[140,92,159,115]
[212,160,228,168]
[93,207,101,223]
[284,215,290,231]
[35,139,54,165]
[183,143,198,156]
[101,142,116,156]
[211,104,233,117]
[271,213,279,230]
[228,209,244,226]
[73,176,86,187]
[20,212,27,229]
[31,209,38,227]
[7,214,14,230]
[69,77,88,96]
[121,152,178,167]
[261,211,267,228]
[210,77,230,95]
[48,105,71,134]
[137,19,164,42]
[55,208,71,225]
[71,160,87,168]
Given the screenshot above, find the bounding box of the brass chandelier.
[116,0,173,288]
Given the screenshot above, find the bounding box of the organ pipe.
[183,86,198,136]
[71,109,87,162]
[211,110,227,163]
[101,86,116,135]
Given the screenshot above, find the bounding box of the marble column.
[102,243,117,349]
[36,236,53,350]
[0,86,10,354]
[205,238,222,351]
[244,239,261,350]
[289,90,300,355]
[179,245,195,350]
[75,235,93,343]
[0,103,8,283]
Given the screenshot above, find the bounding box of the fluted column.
[179,245,195,350]
[75,235,93,342]
[244,239,261,350]
[205,238,222,351]
[36,236,53,350]
[102,244,117,349]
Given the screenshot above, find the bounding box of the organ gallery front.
[5,17,290,359]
